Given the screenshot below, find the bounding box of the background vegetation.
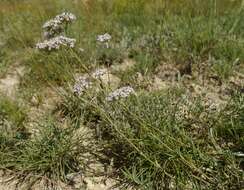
[0,0,243,189]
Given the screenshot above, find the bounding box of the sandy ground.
[0,62,24,98]
[0,62,125,190]
[0,58,243,189]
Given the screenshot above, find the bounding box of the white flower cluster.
[43,12,76,38]
[73,76,91,96]
[106,86,135,102]
[97,33,112,43]
[56,12,76,23]
[36,36,76,51]
[36,12,76,51]
[42,20,63,38]
[72,71,136,101]
[91,68,108,79]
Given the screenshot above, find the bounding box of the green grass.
[0,118,93,183]
[1,0,243,89]
[0,0,243,189]
[0,96,27,128]
[60,85,243,189]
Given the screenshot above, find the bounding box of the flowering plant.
[36,36,76,51]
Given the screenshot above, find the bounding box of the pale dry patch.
[27,87,62,135]
[155,63,180,82]
[111,59,136,72]
[0,63,25,99]
[98,73,121,90]
[149,76,172,91]
[229,71,244,91]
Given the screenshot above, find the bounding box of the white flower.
[97,33,112,43]
[91,68,108,79]
[43,12,76,30]
[42,12,76,38]
[73,76,91,96]
[55,12,76,23]
[36,36,76,51]
[106,86,135,102]
[43,18,62,31]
